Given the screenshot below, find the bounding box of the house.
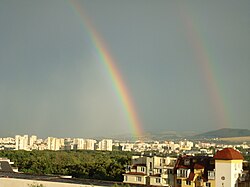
[123,155,176,186]
[174,155,215,187]
[174,148,250,187]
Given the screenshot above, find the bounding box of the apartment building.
[46,137,64,151]
[73,138,85,150]
[84,139,96,150]
[29,135,37,147]
[98,139,113,151]
[15,135,29,150]
[123,155,177,186]
[0,137,15,150]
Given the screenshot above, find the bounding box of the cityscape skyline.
[0,0,249,138]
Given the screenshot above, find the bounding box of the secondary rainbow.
[178,3,230,129]
[69,0,143,137]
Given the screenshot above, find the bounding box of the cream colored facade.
[123,173,147,185]
[215,159,243,187]
[84,139,96,150]
[98,139,113,151]
[15,135,29,150]
[73,138,85,150]
[29,135,37,147]
[176,168,215,187]
[123,156,176,186]
[47,137,64,150]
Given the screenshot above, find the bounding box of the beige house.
[123,155,176,186]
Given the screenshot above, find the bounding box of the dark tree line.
[0,150,132,181]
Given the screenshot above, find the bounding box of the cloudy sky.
[0,0,249,138]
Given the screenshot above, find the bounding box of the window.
[124,176,128,181]
[141,167,145,172]
[184,159,190,165]
[186,180,191,185]
[136,176,142,182]
[168,169,173,174]
[177,169,190,178]
[177,179,182,185]
[206,182,211,187]
[208,171,215,180]
[150,162,153,170]
[156,178,161,183]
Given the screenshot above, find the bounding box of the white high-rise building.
[98,139,113,151]
[47,137,64,151]
[73,138,85,150]
[15,135,29,150]
[179,139,193,151]
[29,135,37,147]
[84,139,96,150]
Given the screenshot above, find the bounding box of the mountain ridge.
[192,128,250,139]
[96,128,250,141]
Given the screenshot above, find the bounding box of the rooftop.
[0,171,120,186]
[214,148,244,160]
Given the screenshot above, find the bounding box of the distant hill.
[101,130,197,141]
[142,130,197,141]
[193,128,250,139]
[97,128,250,141]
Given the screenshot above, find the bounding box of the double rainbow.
[178,3,230,129]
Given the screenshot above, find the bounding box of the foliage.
[0,150,132,182]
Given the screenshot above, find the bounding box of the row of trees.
[0,150,132,181]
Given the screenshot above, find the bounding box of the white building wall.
[149,177,163,186]
[15,135,20,150]
[76,138,85,150]
[23,135,29,150]
[15,135,29,150]
[29,135,37,147]
[215,160,243,187]
[85,139,96,150]
[99,139,113,151]
[123,175,146,185]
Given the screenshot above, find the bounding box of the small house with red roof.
[174,155,215,187]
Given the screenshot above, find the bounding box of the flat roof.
[0,171,121,186]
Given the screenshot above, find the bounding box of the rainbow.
[69,0,143,138]
[178,3,230,129]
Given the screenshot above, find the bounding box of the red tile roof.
[194,163,204,169]
[214,148,243,160]
[176,165,189,169]
[187,172,195,181]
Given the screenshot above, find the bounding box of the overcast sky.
[0,0,249,138]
